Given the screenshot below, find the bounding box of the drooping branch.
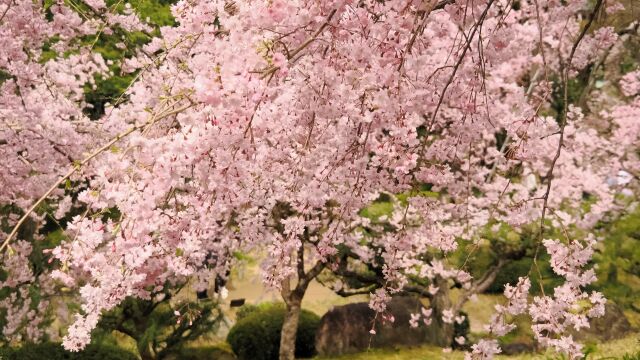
[531,0,605,294]
[398,0,456,71]
[0,98,194,254]
[428,0,496,128]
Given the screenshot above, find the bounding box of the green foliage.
[548,63,591,120]
[234,302,281,322]
[97,294,225,359]
[227,302,320,360]
[295,309,321,358]
[40,0,178,119]
[0,342,137,360]
[126,0,176,26]
[83,70,137,119]
[619,35,640,75]
[460,222,563,295]
[593,206,640,310]
[359,201,394,221]
[484,256,563,295]
[582,342,598,359]
[621,350,640,360]
[359,187,438,222]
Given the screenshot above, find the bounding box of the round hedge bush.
[227,303,320,360]
[0,342,137,360]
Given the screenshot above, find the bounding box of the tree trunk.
[426,278,454,347]
[279,296,302,360]
[277,236,324,360]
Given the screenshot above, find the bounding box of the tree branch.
[455,259,506,311]
[531,0,604,294]
[428,0,495,128]
[297,259,326,292]
[261,8,338,79]
[0,99,194,254]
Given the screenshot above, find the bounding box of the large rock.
[501,342,534,355]
[572,302,632,342]
[315,297,434,356]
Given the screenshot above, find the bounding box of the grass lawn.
[318,334,640,360]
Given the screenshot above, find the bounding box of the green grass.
[317,334,640,360]
[317,345,462,360]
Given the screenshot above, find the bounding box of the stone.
[315,297,434,356]
[572,302,632,342]
[501,342,534,355]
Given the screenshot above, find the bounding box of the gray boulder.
[502,342,534,355]
[315,297,434,356]
[572,302,632,342]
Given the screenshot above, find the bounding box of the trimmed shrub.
[227,303,320,360]
[234,302,276,322]
[0,342,137,360]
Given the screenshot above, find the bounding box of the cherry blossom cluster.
[528,236,606,359]
[0,0,637,358]
[0,0,154,345]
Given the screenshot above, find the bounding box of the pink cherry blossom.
[0,0,636,358]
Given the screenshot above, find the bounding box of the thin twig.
[260,9,338,79]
